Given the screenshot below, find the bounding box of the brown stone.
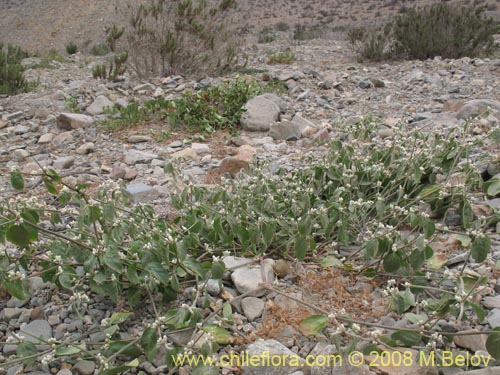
[0,119,8,129]
[30,306,45,320]
[443,100,465,112]
[219,157,249,177]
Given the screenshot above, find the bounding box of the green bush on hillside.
[0,42,29,95]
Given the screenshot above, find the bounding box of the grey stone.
[241,297,265,321]
[191,142,210,155]
[269,120,302,141]
[86,95,113,115]
[168,141,183,148]
[2,111,24,121]
[2,308,24,321]
[128,135,152,144]
[230,259,275,297]
[125,183,158,203]
[241,96,280,132]
[206,279,223,296]
[487,308,500,328]
[358,79,373,89]
[56,370,73,375]
[57,113,94,130]
[453,329,487,352]
[241,339,305,375]
[3,319,54,354]
[124,150,158,165]
[261,93,288,113]
[72,360,96,375]
[456,99,500,120]
[38,133,55,144]
[14,125,30,134]
[76,142,94,155]
[487,199,500,210]
[483,296,500,309]
[53,156,75,169]
[171,147,197,160]
[12,149,30,161]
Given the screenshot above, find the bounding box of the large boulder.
[86,95,113,115]
[56,113,94,130]
[456,99,500,120]
[241,96,280,132]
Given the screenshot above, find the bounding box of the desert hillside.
[1,0,499,52]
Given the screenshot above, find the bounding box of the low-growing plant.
[0,42,29,95]
[2,118,500,372]
[105,25,124,52]
[103,78,282,132]
[268,51,296,64]
[65,42,78,55]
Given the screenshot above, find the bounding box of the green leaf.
[211,261,225,280]
[16,342,37,365]
[10,170,24,190]
[141,327,158,361]
[222,303,233,321]
[107,340,142,358]
[470,302,486,323]
[486,179,500,197]
[55,344,85,356]
[192,366,219,375]
[101,359,139,375]
[203,325,232,344]
[383,252,402,273]
[392,289,415,314]
[422,219,435,239]
[6,225,30,248]
[294,236,308,261]
[109,312,134,326]
[299,314,329,337]
[391,330,422,346]
[262,222,275,248]
[3,279,29,300]
[43,176,59,195]
[471,236,491,263]
[320,256,342,268]
[405,313,428,324]
[486,331,500,360]
[364,239,378,260]
[462,203,473,228]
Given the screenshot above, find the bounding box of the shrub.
[258,27,276,43]
[65,42,78,55]
[275,22,290,32]
[90,43,111,56]
[268,51,296,64]
[392,3,497,59]
[346,25,392,61]
[92,52,128,81]
[120,0,243,78]
[0,42,29,95]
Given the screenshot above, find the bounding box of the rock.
[452,368,500,375]
[273,260,292,278]
[128,135,152,144]
[230,259,274,297]
[242,339,305,375]
[56,370,73,375]
[0,119,8,129]
[57,113,94,130]
[191,142,210,155]
[291,114,317,137]
[123,168,138,180]
[134,83,156,92]
[241,297,265,321]
[371,78,385,88]
[487,199,500,210]
[2,307,24,321]
[206,279,223,296]
[234,145,256,163]
[443,100,464,112]
[14,124,30,134]
[125,183,158,202]
[72,360,96,375]
[53,156,75,169]
[483,296,500,309]
[12,149,30,161]
[269,120,302,141]
[30,306,46,320]
[86,95,113,115]
[231,135,254,147]
[38,133,55,144]
[171,147,197,161]
[2,111,24,121]
[487,308,500,328]
[456,100,500,120]
[219,157,249,177]
[24,319,52,345]
[453,329,488,352]
[222,256,253,270]
[378,127,393,138]
[52,131,74,145]
[261,93,288,113]
[110,166,126,180]
[124,150,158,165]
[76,142,94,155]
[168,141,183,148]
[359,80,373,89]
[241,96,280,132]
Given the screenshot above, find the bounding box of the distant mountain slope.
[0,0,498,53]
